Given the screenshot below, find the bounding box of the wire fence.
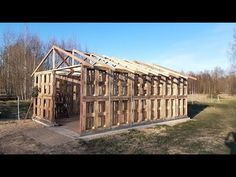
[0,100,32,120]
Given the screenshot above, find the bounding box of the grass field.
[79,99,236,154]
[0,95,236,154]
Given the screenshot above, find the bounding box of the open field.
[0,95,236,154]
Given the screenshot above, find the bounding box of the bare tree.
[0,29,43,99]
[229,29,236,73]
[228,28,236,95]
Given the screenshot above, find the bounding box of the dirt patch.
[140,126,168,135]
[0,119,42,138]
[24,128,74,146]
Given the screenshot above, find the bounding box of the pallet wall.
[80,67,188,134]
[33,71,55,122]
[33,67,188,133]
[33,71,80,122]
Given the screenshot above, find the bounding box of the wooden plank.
[54,49,74,71]
[79,65,86,133]
[52,49,55,69]
[93,54,140,74]
[53,65,81,71]
[154,99,157,120]
[188,75,197,80]
[73,49,114,70]
[56,55,70,69]
[129,60,167,77]
[53,45,93,68]
[129,73,134,124]
[112,57,150,75]
[94,101,98,129]
[138,99,142,122]
[50,71,55,122]
[72,50,75,65]
[145,75,151,120]
[106,69,112,128]
[95,69,99,96]
[133,60,169,77]
[31,47,53,76]
[152,63,188,79]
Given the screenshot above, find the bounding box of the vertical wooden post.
[184,98,187,116]
[79,65,87,133]
[33,74,36,118]
[153,99,157,120]
[175,99,178,117]
[94,69,99,129]
[138,75,143,96]
[106,69,111,128]
[146,75,151,121]
[180,99,183,116]
[129,73,134,125]
[72,50,75,66]
[52,49,55,69]
[138,99,142,122]
[51,71,56,122]
[95,69,99,96]
[154,76,157,96]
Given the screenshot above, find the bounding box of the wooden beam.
[53,45,93,68]
[56,55,70,69]
[73,49,114,70]
[188,76,197,80]
[152,63,188,79]
[31,46,53,77]
[129,60,168,77]
[109,56,149,75]
[52,49,55,69]
[72,50,75,65]
[92,53,139,74]
[133,60,169,77]
[105,56,144,75]
[54,49,74,73]
[52,65,81,71]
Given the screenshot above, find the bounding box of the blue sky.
[0,23,235,73]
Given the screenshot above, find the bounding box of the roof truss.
[31,45,197,80]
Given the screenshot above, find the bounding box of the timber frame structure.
[31,45,196,135]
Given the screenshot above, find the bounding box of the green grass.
[80,99,236,154]
[0,100,31,120]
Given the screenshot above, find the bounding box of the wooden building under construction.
[31,45,196,135]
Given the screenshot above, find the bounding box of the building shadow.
[188,102,208,119]
[225,132,236,154]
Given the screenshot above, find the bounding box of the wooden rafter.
[54,49,74,73]
[187,76,197,80]
[151,63,187,79]
[53,46,93,68]
[127,60,168,77]
[72,49,114,70]
[92,53,139,74]
[56,55,70,69]
[132,60,169,77]
[110,56,152,75]
[31,46,54,77]
[52,64,81,72]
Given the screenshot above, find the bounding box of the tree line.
[0,28,80,100]
[187,29,236,96]
[187,67,236,96]
[0,27,236,100]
